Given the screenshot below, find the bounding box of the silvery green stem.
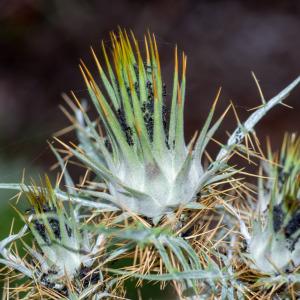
[216,76,300,162]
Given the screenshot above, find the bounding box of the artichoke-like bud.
[0,178,106,298]
[242,134,300,274]
[64,28,235,221]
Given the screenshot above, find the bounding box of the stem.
[216,76,300,162]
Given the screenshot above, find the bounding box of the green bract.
[242,134,300,274]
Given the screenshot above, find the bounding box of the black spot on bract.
[48,217,61,240]
[104,139,112,152]
[78,266,100,288]
[33,220,49,244]
[142,82,155,142]
[40,273,55,289]
[273,205,284,232]
[134,81,140,98]
[162,104,169,148]
[285,212,300,237]
[29,205,72,243]
[289,232,300,251]
[117,108,134,146]
[181,226,194,238]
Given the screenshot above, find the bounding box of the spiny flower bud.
[243,134,300,274]
[62,29,238,222]
[0,177,106,298]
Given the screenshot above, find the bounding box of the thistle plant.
[0,178,122,299]
[0,28,300,299]
[241,135,300,274]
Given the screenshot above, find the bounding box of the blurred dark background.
[0,0,299,297]
[0,0,299,170]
